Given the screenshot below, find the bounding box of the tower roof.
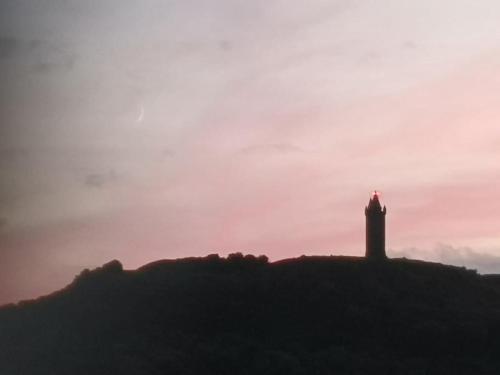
[365,190,386,215]
[368,190,382,210]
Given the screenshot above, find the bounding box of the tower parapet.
[365,191,387,259]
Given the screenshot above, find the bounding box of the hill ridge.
[1,254,500,374]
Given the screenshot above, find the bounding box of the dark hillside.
[1,254,500,374]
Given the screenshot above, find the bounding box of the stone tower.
[365,191,387,259]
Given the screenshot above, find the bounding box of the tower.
[365,191,387,259]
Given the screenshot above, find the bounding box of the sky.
[1,0,500,303]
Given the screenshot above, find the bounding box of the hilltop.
[1,254,500,374]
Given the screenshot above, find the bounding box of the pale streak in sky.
[137,104,145,123]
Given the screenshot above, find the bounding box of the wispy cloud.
[239,143,305,156]
[0,217,7,231]
[390,244,500,274]
[0,36,18,59]
[84,170,117,189]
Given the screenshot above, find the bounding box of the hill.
[1,254,500,374]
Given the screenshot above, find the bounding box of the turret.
[365,191,387,259]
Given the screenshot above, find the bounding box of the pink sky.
[1,0,500,303]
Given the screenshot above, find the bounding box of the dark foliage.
[1,254,500,374]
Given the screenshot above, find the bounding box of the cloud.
[31,61,73,74]
[0,34,76,72]
[28,39,43,50]
[32,62,55,74]
[0,147,28,160]
[31,53,77,75]
[162,148,175,158]
[390,244,500,274]
[239,143,305,156]
[84,171,117,188]
[0,217,7,231]
[402,40,417,49]
[218,40,233,51]
[0,36,18,59]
